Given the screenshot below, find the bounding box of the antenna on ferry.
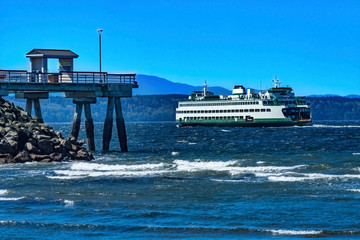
[203,80,207,96]
[272,75,281,88]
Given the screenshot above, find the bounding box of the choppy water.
[1,121,360,239]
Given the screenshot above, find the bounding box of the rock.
[0,153,14,164]
[37,139,53,155]
[0,138,15,154]
[50,153,64,162]
[0,97,94,164]
[37,134,51,140]
[14,151,31,163]
[53,144,63,153]
[76,149,91,160]
[29,154,48,162]
[78,139,85,146]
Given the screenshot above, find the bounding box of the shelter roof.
[26,49,79,58]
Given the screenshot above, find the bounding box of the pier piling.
[115,97,128,152]
[33,99,43,123]
[26,99,33,116]
[84,103,95,151]
[71,103,83,140]
[102,97,115,151]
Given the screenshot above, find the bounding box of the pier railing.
[0,70,137,85]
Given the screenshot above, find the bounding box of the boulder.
[37,139,53,155]
[14,151,31,163]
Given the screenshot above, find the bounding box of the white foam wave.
[47,176,87,180]
[269,173,360,182]
[49,160,312,180]
[211,179,245,183]
[310,124,360,128]
[0,197,24,201]
[353,153,360,155]
[220,129,231,132]
[268,229,322,235]
[70,162,167,171]
[171,152,180,156]
[64,200,74,207]
[0,190,9,195]
[348,189,360,193]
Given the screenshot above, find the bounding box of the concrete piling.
[115,97,128,152]
[71,103,83,140]
[84,103,95,151]
[102,97,128,152]
[26,99,33,116]
[102,97,115,151]
[33,99,44,123]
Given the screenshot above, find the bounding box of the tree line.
[4,95,360,122]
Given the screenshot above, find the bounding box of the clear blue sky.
[0,0,359,95]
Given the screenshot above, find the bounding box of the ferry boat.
[175,77,312,127]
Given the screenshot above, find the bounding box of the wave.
[49,160,309,180]
[0,197,24,201]
[0,190,9,195]
[47,160,360,184]
[268,173,360,182]
[267,229,322,235]
[64,200,74,207]
[310,124,360,128]
[0,219,359,237]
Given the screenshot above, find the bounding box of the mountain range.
[133,74,231,95]
[133,74,359,98]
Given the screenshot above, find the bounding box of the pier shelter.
[0,49,138,152]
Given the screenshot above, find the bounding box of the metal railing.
[0,70,137,85]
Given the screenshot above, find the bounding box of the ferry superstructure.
[175,78,312,127]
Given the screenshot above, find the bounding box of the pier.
[0,49,138,152]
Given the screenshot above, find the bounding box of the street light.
[97,29,103,73]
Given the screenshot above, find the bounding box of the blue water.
[0,121,360,239]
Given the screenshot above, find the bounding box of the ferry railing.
[0,70,137,85]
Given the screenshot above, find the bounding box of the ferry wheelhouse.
[175,78,312,127]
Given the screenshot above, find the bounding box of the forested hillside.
[4,95,360,123]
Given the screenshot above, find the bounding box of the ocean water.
[0,121,360,239]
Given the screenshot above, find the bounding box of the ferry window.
[240,109,244,112]
[220,110,223,113]
[266,109,271,112]
[201,110,204,113]
[216,110,219,113]
[263,101,267,105]
[235,109,239,112]
[216,117,219,119]
[261,109,265,112]
[244,109,249,112]
[231,110,235,113]
[205,110,208,113]
[250,109,254,112]
[255,109,260,112]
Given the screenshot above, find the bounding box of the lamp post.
[97,29,103,73]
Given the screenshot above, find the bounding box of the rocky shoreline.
[0,97,93,164]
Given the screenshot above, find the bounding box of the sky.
[0,0,359,96]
